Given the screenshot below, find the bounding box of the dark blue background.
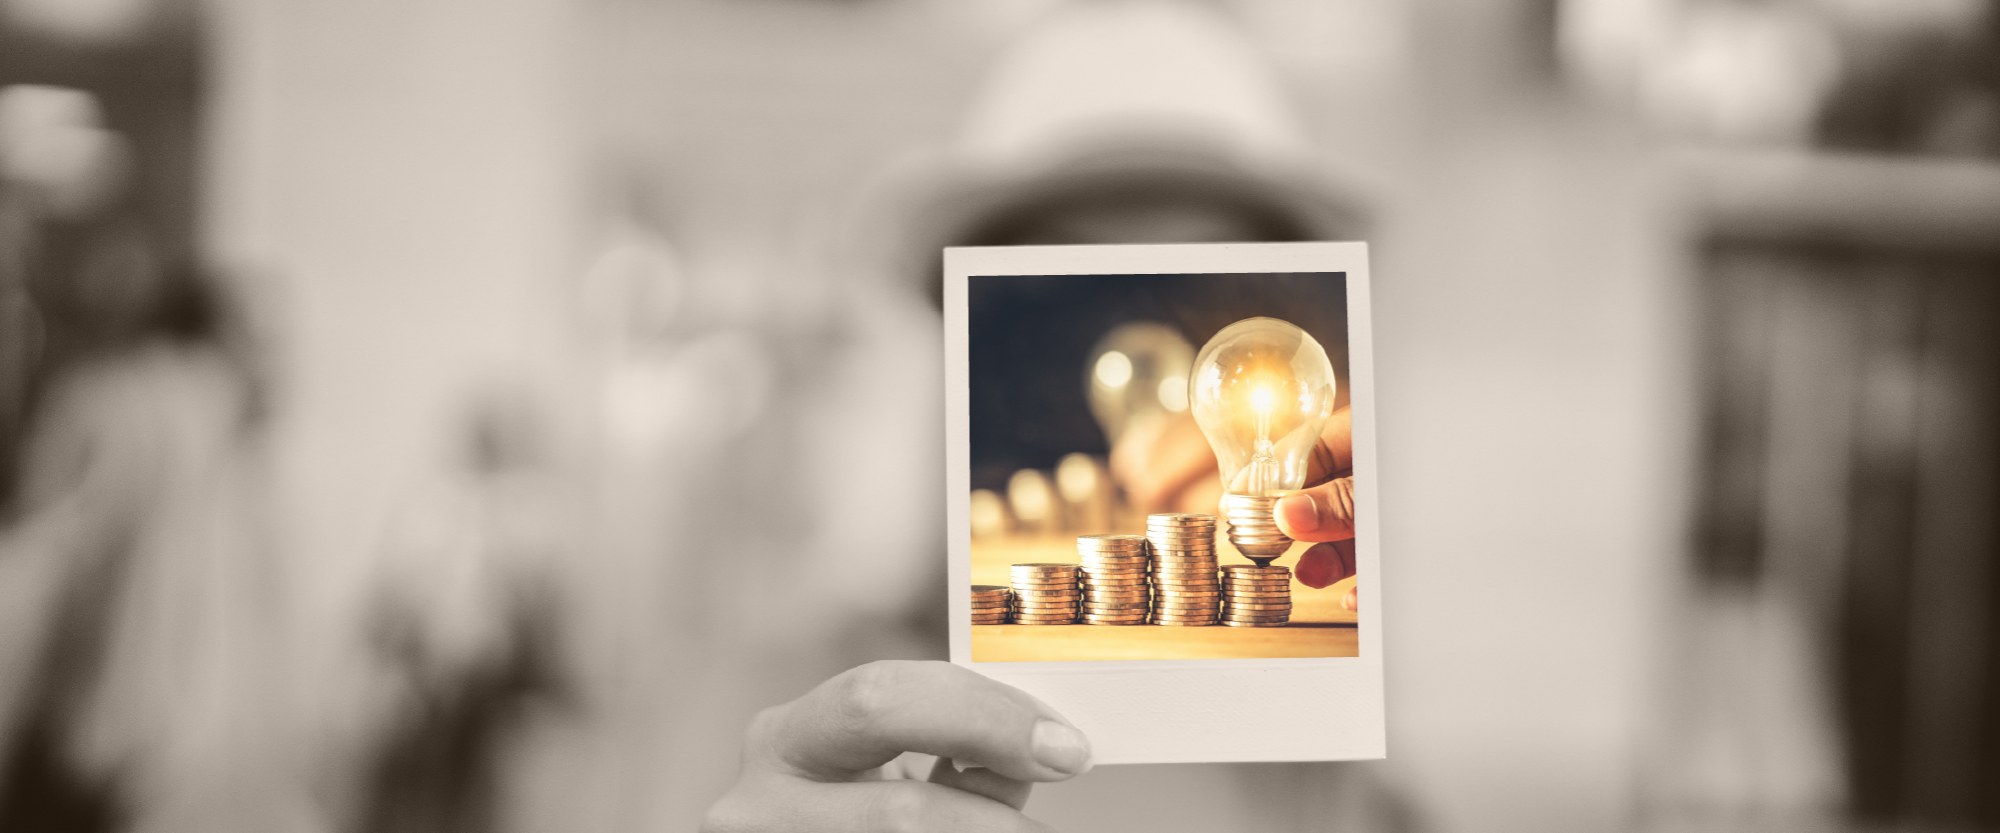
[968,271,1349,492]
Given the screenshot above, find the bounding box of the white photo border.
[944,242,1385,764]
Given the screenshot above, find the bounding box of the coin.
[1223,585,1291,595]
[1221,565,1290,577]
[1080,552,1150,562]
[1013,587,1081,596]
[1221,620,1287,628]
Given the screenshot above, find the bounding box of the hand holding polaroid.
[945,242,1383,764]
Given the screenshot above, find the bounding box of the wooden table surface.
[971,535,1358,662]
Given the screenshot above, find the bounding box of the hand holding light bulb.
[1112,317,1358,607]
[1190,316,1338,565]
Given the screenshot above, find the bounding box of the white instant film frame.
[945,242,1384,764]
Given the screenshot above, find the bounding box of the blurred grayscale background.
[1,0,1998,831]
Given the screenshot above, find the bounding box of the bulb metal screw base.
[1220,492,1292,566]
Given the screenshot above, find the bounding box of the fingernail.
[1277,492,1320,535]
[1343,588,1358,611]
[1031,719,1093,777]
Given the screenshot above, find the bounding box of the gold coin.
[1221,564,1290,575]
[1221,588,1291,598]
[1151,574,1218,582]
[1147,512,1216,523]
[1221,620,1287,628]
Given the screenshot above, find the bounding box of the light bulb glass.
[1190,316,1337,498]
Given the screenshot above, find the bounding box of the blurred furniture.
[1688,146,2000,829]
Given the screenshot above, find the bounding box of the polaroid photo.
[943,241,1383,765]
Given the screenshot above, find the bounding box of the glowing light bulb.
[1189,316,1337,565]
[1085,322,1195,444]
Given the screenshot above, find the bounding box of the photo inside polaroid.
[966,271,1355,661]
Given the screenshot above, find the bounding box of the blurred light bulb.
[1157,375,1188,412]
[970,489,1010,539]
[1094,350,1133,388]
[1085,322,1196,446]
[1007,469,1055,534]
[1190,316,1336,565]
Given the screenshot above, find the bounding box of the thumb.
[1274,476,1355,543]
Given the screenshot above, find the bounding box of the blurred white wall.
[193,1,1695,830]
[200,0,581,760]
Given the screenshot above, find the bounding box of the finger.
[1295,541,1356,589]
[1327,575,1359,611]
[1302,407,1354,485]
[705,777,1052,833]
[761,661,1092,783]
[1274,476,1356,542]
[929,758,1033,810]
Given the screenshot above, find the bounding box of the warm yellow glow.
[1007,469,1054,524]
[1158,376,1188,412]
[1055,453,1099,503]
[970,489,1009,539]
[1094,350,1133,389]
[1249,385,1276,415]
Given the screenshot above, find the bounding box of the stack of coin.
[1010,563,1081,624]
[1220,564,1292,627]
[970,585,1013,625]
[1147,513,1220,626]
[1076,534,1150,625]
